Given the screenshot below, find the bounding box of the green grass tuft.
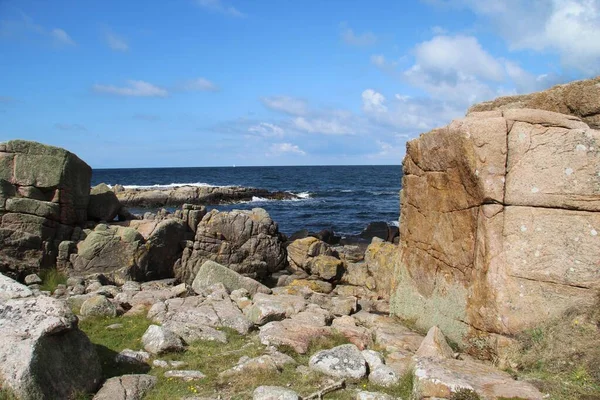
[39,268,67,293]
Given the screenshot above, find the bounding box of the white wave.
[340,189,354,193]
[109,182,231,190]
[389,220,399,227]
[294,192,311,199]
[251,196,270,202]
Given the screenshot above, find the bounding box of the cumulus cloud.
[340,24,377,46]
[54,123,86,131]
[370,54,386,67]
[248,122,284,138]
[437,0,600,75]
[182,78,219,92]
[106,31,129,52]
[267,143,306,156]
[402,35,511,105]
[93,80,168,97]
[261,96,308,116]
[195,0,245,17]
[361,89,462,132]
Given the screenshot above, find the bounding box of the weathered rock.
[391,106,600,357]
[80,294,118,317]
[288,278,333,294]
[176,208,287,284]
[253,386,299,400]
[115,349,151,366]
[24,273,42,285]
[145,218,188,280]
[0,140,91,278]
[92,374,157,400]
[164,370,206,381]
[0,274,102,399]
[152,295,253,336]
[469,76,600,129]
[192,260,271,297]
[309,255,343,281]
[331,316,373,350]
[363,241,396,300]
[415,326,455,359]
[259,307,334,354]
[361,350,385,371]
[412,357,544,399]
[359,222,391,242]
[71,225,148,282]
[88,183,122,222]
[309,344,367,379]
[368,365,400,387]
[141,325,184,354]
[286,236,333,274]
[245,293,307,326]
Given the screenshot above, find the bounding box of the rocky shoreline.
[1,77,600,400]
[113,184,300,208]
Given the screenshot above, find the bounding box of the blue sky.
[1,0,599,168]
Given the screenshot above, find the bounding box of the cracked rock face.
[391,106,600,358]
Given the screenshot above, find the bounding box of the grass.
[39,267,67,293]
[79,314,415,399]
[505,296,600,400]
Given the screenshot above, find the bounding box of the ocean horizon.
[92,165,402,237]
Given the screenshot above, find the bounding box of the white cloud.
[182,78,219,92]
[362,88,462,132]
[195,0,245,17]
[106,32,129,52]
[50,28,75,46]
[268,143,306,156]
[261,96,308,116]
[293,114,355,135]
[402,35,511,105]
[54,123,86,131]
[248,122,284,138]
[340,24,377,46]
[362,89,388,113]
[447,0,600,75]
[93,80,168,97]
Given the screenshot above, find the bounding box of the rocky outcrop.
[469,76,600,129]
[0,140,92,279]
[88,183,122,222]
[391,107,600,357]
[115,185,298,208]
[176,208,287,284]
[0,273,101,399]
[192,260,271,296]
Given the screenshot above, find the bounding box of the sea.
[91,165,402,237]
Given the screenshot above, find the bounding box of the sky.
[1,0,599,168]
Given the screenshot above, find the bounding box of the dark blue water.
[92,166,402,236]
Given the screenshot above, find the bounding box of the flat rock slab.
[93,374,157,400]
[253,386,299,400]
[356,392,395,400]
[164,370,206,381]
[413,357,544,399]
[309,344,367,380]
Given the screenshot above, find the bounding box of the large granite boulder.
[0,140,92,278]
[192,260,271,296]
[391,107,600,358]
[469,76,600,129]
[88,183,122,222]
[176,208,287,284]
[71,224,149,282]
[0,273,102,399]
